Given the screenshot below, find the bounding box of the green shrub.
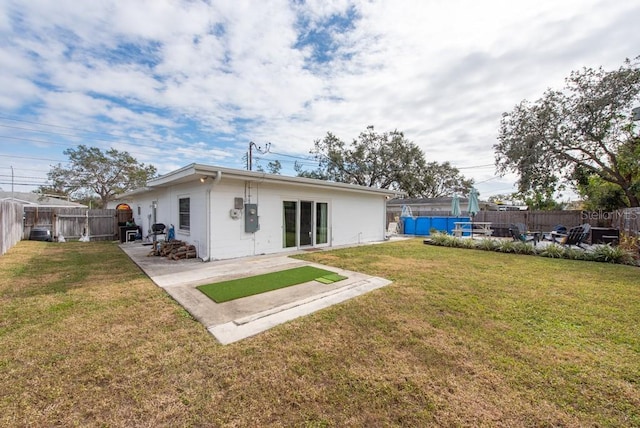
[428,232,456,247]
[618,232,640,259]
[590,244,635,265]
[459,238,478,249]
[476,238,498,251]
[496,240,518,253]
[424,235,638,267]
[564,248,586,260]
[513,241,537,255]
[539,244,565,258]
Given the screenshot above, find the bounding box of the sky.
[1,0,639,201]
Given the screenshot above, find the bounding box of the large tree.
[420,161,474,198]
[296,126,473,197]
[41,145,157,208]
[494,57,640,208]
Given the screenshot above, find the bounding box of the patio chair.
[386,221,399,237]
[553,223,591,248]
[543,224,567,242]
[509,223,539,244]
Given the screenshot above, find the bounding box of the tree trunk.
[627,193,640,207]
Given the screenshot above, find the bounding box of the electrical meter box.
[244,204,259,233]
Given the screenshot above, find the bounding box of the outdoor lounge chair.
[543,224,567,242]
[386,221,399,237]
[552,223,591,248]
[509,223,539,244]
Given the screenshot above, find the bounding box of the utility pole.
[247,141,271,171]
[10,165,14,200]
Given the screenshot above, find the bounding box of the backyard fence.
[23,207,129,241]
[387,208,640,236]
[611,208,640,237]
[1,200,24,255]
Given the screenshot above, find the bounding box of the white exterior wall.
[119,176,388,261]
[328,191,386,246]
[206,179,386,260]
[209,179,258,260]
[163,181,209,256]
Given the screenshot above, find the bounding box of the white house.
[112,164,401,261]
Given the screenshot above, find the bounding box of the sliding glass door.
[316,202,328,245]
[282,200,329,248]
[299,201,313,246]
[283,201,297,248]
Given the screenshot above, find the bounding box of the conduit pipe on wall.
[203,171,222,261]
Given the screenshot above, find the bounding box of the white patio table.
[453,221,493,238]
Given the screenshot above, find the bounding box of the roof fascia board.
[191,164,402,197]
[139,163,403,197]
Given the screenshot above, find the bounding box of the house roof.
[387,197,469,205]
[0,191,87,208]
[387,196,500,211]
[119,163,404,198]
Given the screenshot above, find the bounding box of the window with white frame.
[178,197,190,231]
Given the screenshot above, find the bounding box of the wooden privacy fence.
[611,208,640,237]
[23,207,128,241]
[473,210,614,231]
[386,208,640,236]
[1,200,24,255]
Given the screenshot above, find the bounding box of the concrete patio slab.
[119,243,393,344]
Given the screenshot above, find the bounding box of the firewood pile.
[148,240,197,260]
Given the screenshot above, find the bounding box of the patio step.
[208,277,391,344]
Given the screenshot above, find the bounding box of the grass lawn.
[1,239,638,427]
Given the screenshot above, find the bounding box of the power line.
[0,115,166,145]
[0,122,174,153]
[252,155,318,167]
[457,163,495,169]
[1,134,76,148]
[0,115,499,174]
[0,134,162,164]
[0,116,242,163]
[0,153,65,162]
[474,176,501,184]
[0,181,48,186]
[269,150,316,161]
[0,115,328,167]
[0,174,47,180]
[0,166,51,173]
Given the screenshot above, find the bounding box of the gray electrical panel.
[244,204,259,233]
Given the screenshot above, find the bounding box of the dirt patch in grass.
[1,239,639,427]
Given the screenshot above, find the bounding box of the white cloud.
[0,76,39,109]
[0,0,638,198]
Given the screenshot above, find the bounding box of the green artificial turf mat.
[315,273,348,284]
[321,273,348,282]
[197,266,336,303]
